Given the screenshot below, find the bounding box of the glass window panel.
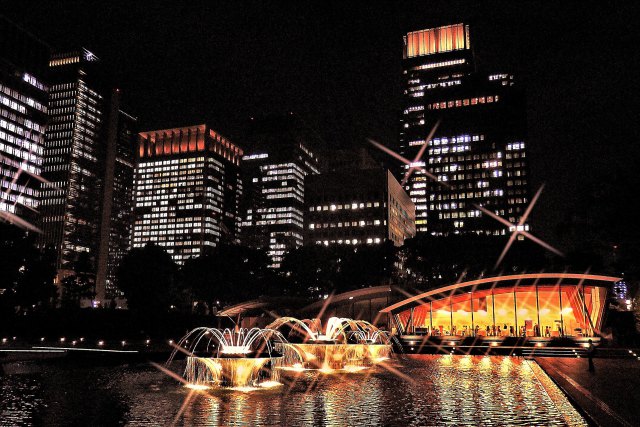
[516,286,538,337]
[493,289,516,336]
[537,285,563,337]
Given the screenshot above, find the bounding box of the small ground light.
[121,341,126,346]
[169,340,174,345]
[72,340,77,345]
[60,337,65,342]
[410,347,415,351]
[145,339,150,345]
[1,338,7,343]
[80,337,84,342]
[98,340,104,346]
[40,337,45,342]
[12,336,16,340]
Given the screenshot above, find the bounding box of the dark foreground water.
[1,355,586,426]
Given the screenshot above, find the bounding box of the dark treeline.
[1,194,636,322]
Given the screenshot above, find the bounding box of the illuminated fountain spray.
[167,327,287,390]
[267,317,393,373]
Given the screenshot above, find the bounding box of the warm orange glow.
[381,273,620,313]
[391,275,612,338]
[404,24,468,58]
[137,125,243,164]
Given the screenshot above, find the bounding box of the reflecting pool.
[0,355,586,426]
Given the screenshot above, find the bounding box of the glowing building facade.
[239,115,320,268]
[39,48,105,282]
[382,274,617,338]
[400,23,529,235]
[305,169,415,247]
[0,18,49,227]
[132,125,242,264]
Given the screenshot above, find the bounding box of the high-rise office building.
[0,18,49,229]
[95,89,137,305]
[305,168,415,247]
[39,48,105,284]
[132,125,243,264]
[240,115,320,268]
[399,23,529,235]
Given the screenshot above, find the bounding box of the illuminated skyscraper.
[399,23,529,235]
[39,48,105,284]
[239,115,320,268]
[0,18,49,228]
[132,125,243,264]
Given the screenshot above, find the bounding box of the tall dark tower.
[95,88,137,306]
[400,24,530,236]
[39,48,105,287]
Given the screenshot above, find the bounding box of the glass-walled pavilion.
[382,274,619,338]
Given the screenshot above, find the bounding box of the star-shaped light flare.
[367,138,563,262]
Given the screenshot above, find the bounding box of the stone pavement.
[536,357,640,427]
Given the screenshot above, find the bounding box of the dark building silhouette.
[132,125,243,264]
[95,89,137,305]
[399,23,530,236]
[239,114,320,268]
[0,17,49,229]
[305,168,415,247]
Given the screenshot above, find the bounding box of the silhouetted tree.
[60,252,95,308]
[117,243,178,315]
[398,234,547,290]
[181,243,274,311]
[280,242,400,298]
[0,223,57,314]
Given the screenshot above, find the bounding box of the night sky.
[3,1,638,245]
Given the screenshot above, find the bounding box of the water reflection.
[0,356,585,426]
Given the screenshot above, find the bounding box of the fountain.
[167,327,287,390]
[266,317,393,372]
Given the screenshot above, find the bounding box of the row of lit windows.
[0,84,46,113]
[22,73,46,91]
[428,95,499,111]
[315,237,382,246]
[0,106,46,135]
[309,201,381,212]
[309,219,383,229]
[409,58,466,72]
[0,149,40,175]
[506,142,525,151]
[428,151,503,164]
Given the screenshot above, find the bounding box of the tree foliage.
[0,223,57,314]
[116,243,179,315]
[181,243,275,312]
[280,242,397,298]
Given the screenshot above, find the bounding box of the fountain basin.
[278,343,392,370]
[185,356,283,388]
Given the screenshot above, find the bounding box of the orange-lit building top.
[404,23,470,59]
[138,124,242,165]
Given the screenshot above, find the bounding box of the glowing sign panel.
[405,24,468,58]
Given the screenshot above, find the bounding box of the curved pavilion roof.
[380,273,621,314]
[300,285,393,315]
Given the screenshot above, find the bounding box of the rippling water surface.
[1,355,586,426]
